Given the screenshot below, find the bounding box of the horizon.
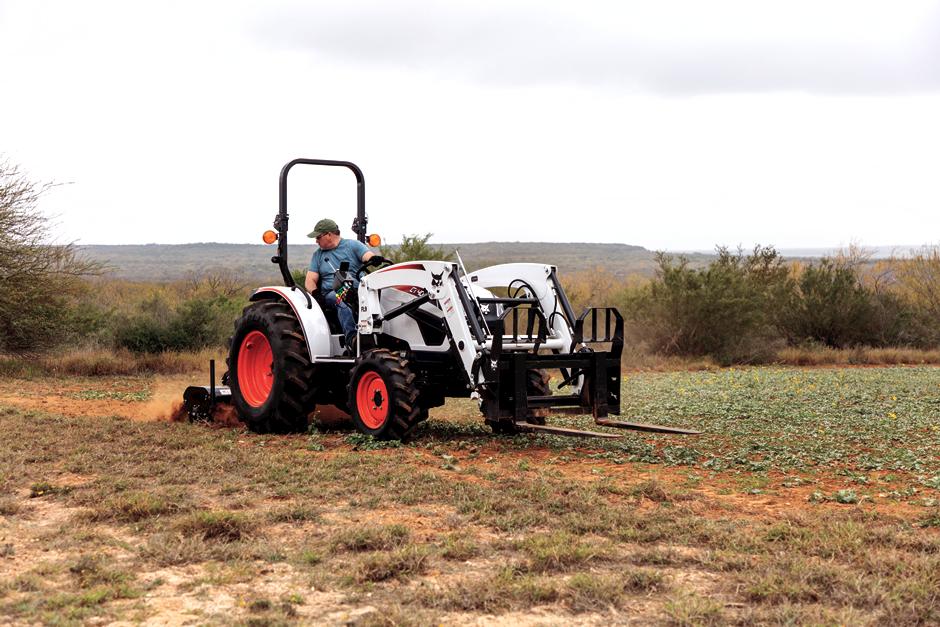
[76,240,930,259]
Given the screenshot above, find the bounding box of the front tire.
[228,299,315,434]
[348,349,423,440]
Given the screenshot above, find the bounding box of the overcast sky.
[1,0,938,250]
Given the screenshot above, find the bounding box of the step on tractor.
[183,159,700,440]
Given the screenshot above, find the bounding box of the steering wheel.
[357,255,394,280]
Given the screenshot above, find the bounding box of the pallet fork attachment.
[484,307,700,437]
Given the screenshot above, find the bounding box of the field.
[2,366,940,625]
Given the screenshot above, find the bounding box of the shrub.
[0,160,103,354]
[777,258,879,348]
[777,256,926,348]
[625,246,789,364]
[885,246,940,346]
[114,295,240,353]
[380,233,454,263]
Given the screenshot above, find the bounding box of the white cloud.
[0,0,938,250]
[253,0,940,94]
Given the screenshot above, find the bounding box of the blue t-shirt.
[309,238,370,292]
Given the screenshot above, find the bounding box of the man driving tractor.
[304,218,379,348]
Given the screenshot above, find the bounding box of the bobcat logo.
[430,271,444,288]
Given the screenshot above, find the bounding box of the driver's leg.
[336,301,357,350]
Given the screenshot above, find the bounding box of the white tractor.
[184,159,699,440]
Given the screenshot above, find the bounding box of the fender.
[249,286,331,359]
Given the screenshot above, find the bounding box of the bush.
[886,246,940,346]
[625,246,789,364]
[115,295,240,353]
[380,233,454,263]
[776,256,925,348]
[0,160,102,353]
[777,258,878,348]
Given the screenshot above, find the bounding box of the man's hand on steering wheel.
[357,255,394,280]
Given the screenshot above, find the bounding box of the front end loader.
[183,158,699,440]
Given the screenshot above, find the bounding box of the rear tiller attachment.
[182,360,231,422]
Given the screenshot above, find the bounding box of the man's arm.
[361,250,375,263]
[305,270,319,292]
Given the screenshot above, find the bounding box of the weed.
[412,566,559,612]
[29,481,71,498]
[834,489,860,504]
[629,478,673,502]
[298,548,323,566]
[345,433,402,450]
[663,592,725,626]
[68,389,151,402]
[439,535,480,561]
[516,531,604,573]
[0,498,19,516]
[918,513,940,528]
[269,505,319,523]
[85,491,184,522]
[565,570,666,611]
[352,546,430,583]
[331,524,411,552]
[175,510,254,542]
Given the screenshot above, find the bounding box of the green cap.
[307,218,339,238]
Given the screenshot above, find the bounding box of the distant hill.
[78,242,716,282]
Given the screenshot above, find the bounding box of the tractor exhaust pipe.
[182,359,232,422]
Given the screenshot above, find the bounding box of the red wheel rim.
[356,371,388,429]
[237,330,274,407]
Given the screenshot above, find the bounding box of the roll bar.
[273,159,366,287]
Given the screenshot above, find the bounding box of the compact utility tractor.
[183,159,699,440]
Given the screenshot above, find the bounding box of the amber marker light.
[367,233,382,247]
[262,230,278,244]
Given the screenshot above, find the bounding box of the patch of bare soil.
[0,375,246,428]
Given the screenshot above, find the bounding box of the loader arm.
[358,261,483,384]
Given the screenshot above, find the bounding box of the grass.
[351,546,431,583]
[0,348,223,377]
[175,511,254,542]
[331,524,412,552]
[84,491,186,522]
[515,531,606,572]
[775,345,940,367]
[1,366,940,623]
[4,344,940,380]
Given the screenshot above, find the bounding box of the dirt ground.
[0,374,928,524]
[1,373,938,625]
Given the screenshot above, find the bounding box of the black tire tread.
[348,349,423,441]
[227,298,315,434]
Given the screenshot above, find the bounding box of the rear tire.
[348,349,423,440]
[228,299,315,434]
